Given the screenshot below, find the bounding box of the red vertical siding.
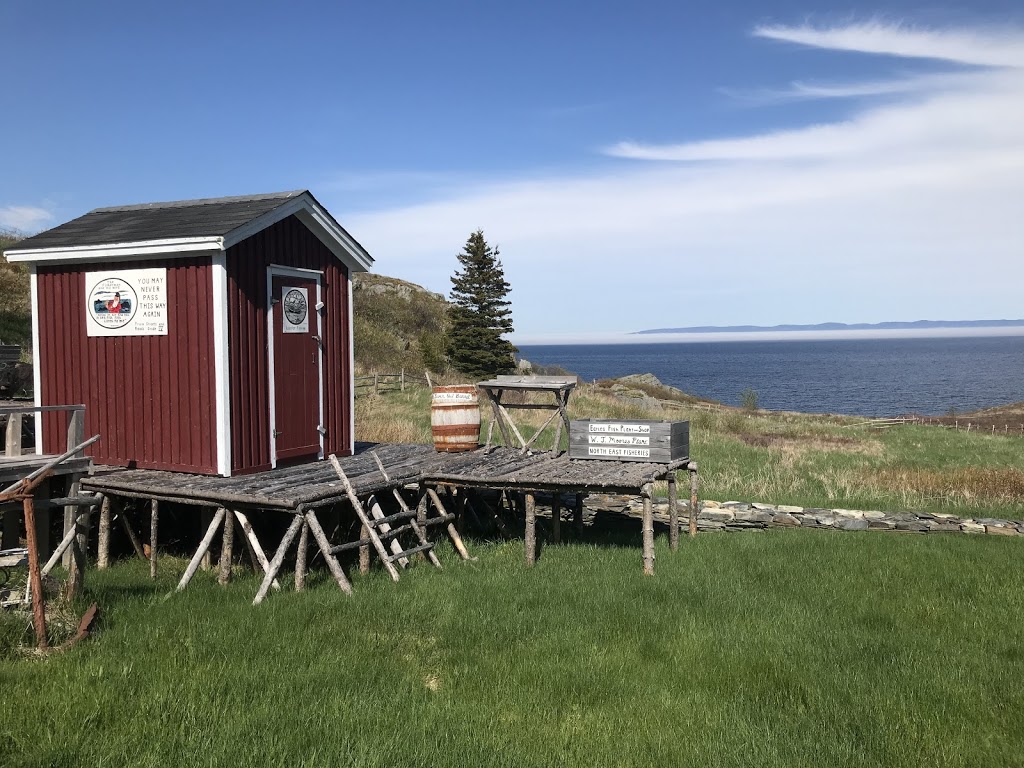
[36,256,217,473]
[227,215,351,474]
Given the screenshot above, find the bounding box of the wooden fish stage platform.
[78,442,698,604]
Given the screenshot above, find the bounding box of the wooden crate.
[569,419,689,463]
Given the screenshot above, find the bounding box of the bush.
[740,387,759,411]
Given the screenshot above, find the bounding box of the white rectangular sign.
[588,423,651,434]
[281,286,310,334]
[587,434,650,446]
[588,446,651,458]
[86,268,168,337]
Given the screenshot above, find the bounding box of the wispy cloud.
[719,71,975,104]
[0,205,53,233]
[752,19,1024,67]
[337,20,1024,337]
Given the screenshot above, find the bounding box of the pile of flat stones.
[583,495,1022,536]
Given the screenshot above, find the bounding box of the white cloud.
[752,19,1024,67]
[336,20,1024,338]
[0,205,53,233]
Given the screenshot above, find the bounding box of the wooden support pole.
[688,462,699,538]
[33,479,50,564]
[394,488,442,568]
[119,505,146,560]
[23,495,48,649]
[149,498,158,579]
[253,514,304,606]
[303,510,353,596]
[176,507,226,592]
[218,507,234,585]
[358,523,371,575]
[642,483,655,576]
[5,412,22,457]
[61,409,85,570]
[65,504,88,599]
[667,472,679,552]
[234,510,279,590]
[574,493,584,535]
[97,495,111,570]
[295,520,309,592]
[41,513,85,576]
[551,493,561,544]
[524,492,537,566]
[328,455,401,582]
[200,507,213,570]
[425,487,471,561]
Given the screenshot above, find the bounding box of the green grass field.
[2,531,1023,767]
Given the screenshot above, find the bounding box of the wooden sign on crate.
[569,419,689,463]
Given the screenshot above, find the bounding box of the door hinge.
[317,425,327,436]
[273,428,282,438]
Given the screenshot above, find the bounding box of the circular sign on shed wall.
[87,277,138,330]
[281,287,310,333]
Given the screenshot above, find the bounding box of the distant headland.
[634,319,1024,335]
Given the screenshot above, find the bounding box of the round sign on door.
[281,287,309,333]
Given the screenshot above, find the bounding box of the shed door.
[269,273,322,463]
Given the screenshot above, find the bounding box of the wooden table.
[476,376,577,454]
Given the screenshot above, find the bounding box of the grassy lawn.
[2,531,1023,767]
[358,384,1024,519]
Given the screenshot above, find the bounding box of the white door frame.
[266,264,325,468]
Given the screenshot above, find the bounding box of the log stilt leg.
[573,493,584,536]
[23,495,48,650]
[688,462,699,538]
[524,492,537,566]
[551,494,561,544]
[65,509,88,599]
[41,513,87,576]
[358,523,371,575]
[425,487,471,561]
[176,507,227,592]
[218,508,234,585]
[642,483,655,576]
[119,504,146,560]
[304,510,353,596]
[149,499,158,579]
[253,515,304,606]
[295,520,309,592]
[234,510,280,590]
[200,507,213,570]
[97,495,112,570]
[668,472,679,552]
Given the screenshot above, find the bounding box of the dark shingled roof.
[11,191,308,250]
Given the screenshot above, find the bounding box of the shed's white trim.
[29,266,42,456]
[223,193,373,273]
[5,237,224,263]
[211,251,232,476]
[348,273,355,454]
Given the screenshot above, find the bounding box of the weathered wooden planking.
[82,442,691,511]
[569,419,688,463]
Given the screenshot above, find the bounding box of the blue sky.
[3,1,1023,342]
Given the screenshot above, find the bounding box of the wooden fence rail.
[354,369,431,396]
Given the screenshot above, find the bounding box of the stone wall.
[583,495,1022,537]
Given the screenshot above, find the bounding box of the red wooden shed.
[4,190,373,476]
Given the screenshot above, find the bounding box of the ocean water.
[517,336,1024,417]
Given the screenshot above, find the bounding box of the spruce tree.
[447,230,516,380]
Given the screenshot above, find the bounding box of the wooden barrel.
[431,386,481,452]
